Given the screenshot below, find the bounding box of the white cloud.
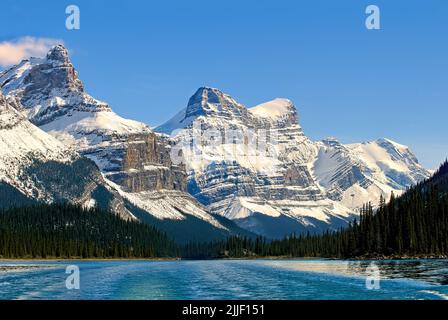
[0,37,63,66]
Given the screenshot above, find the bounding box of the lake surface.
[0,259,447,300]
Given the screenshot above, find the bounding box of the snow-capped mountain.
[1,45,431,239]
[313,137,430,209]
[0,45,249,241]
[156,88,352,238]
[0,91,133,218]
[156,87,431,238]
[0,45,149,152]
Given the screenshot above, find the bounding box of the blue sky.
[1,0,447,168]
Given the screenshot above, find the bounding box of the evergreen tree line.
[0,203,178,258]
[182,161,448,259]
[1,161,447,259]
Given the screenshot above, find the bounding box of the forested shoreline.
[184,161,448,259]
[1,161,447,260]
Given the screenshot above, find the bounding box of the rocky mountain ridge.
[0,46,247,241]
[156,87,431,238]
[0,45,432,239]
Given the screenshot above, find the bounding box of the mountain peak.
[192,86,222,97]
[187,86,233,108]
[46,44,70,64]
[322,137,341,146]
[0,44,109,126]
[376,138,408,150]
[155,89,301,134]
[184,86,245,119]
[249,98,296,120]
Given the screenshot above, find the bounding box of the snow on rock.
[1,46,227,230]
[312,135,430,210]
[249,98,294,120]
[0,91,136,220]
[156,87,253,135]
[0,44,151,150]
[156,88,355,236]
[0,91,75,199]
[104,178,227,229]
[156,87,431,237]
[154,107,191,136]
[1,45,432,238]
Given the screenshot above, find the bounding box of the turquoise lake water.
[0,259,447,300]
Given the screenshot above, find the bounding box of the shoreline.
[0,255,447,262]
[0,257,181,262]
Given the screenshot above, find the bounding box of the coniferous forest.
[183,161,448,259]
[1,161,447,260]
[0,204,178,258]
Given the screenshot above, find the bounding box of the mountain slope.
[156,87,355,238]
[0,46,247,241]
[0,91,133,218]
[283,160,448,258]
[189,162,448,259]
[312,137,430,209]
[156,87,431,238]
[1,47,431,240]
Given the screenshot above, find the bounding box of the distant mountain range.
[0,45,431,240]
[156,87,430,238]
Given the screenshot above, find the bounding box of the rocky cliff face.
[156,87,431,238]
[0,46,229,232]
[157,87,354,238]
[0,45,108,126]
[106,132,186,193]
[0,46,177,194]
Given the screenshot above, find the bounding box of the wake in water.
[0,260,447,300]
